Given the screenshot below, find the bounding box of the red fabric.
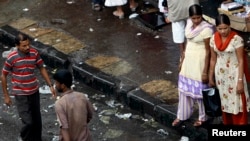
[222,93,248,125]
[214,31,237,51]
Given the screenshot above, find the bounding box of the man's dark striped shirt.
[2,48,44,95]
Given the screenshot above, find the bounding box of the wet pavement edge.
[0,24,208,141]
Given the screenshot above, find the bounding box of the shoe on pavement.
[113,11,124,19]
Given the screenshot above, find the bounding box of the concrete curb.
[0,25,208,141]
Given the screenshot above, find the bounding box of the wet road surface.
[0,43,181,141]
[0,0,183,140]
[0,0,180,86]
[2,0,250,141]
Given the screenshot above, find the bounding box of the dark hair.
[189,4,202,17]
[215,14,230,26]
[53,69,73,88]
[15,33,29,46]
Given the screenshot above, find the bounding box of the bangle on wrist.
[238,78,243,81]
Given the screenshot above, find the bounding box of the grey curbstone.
[127,88,163,117]
[75,65,118,95]
[72,63,120,95]
[115,84,137,105]
[154,104,177,127]
[32,41,70,69]
[72,64,96,87]
[0,25,17,47]
[91,72,120,95]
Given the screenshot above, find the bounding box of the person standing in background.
[105,0,138,19]
[165,0,199,69]
[53,69,94,141]
[1,33,56,141]
[209,14,250,125]
[158,0,168,17]
[172,4,214,127]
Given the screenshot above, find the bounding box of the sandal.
[92,3,101,11]
[193,120,205,127]
[130,3,138,12]
[113,11,124,19]
[172,118,181,126]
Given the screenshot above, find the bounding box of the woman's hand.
[202,74,208,83]
[178,55,184,72]
[208,79,216,87]
[237,80,244,94]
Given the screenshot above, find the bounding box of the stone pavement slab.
[36,30,72,45]
[9,17,37,30]
[20,24,54,38]
[52,38,85,54]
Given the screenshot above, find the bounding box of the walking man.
[1,33,56,141]
[53,69,94,141]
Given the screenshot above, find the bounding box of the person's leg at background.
[171,20,186,71]
[171,20,186,60]
[129,0,138,11]
[113,6,125,19]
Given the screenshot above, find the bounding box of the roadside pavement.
[0,0,250,141]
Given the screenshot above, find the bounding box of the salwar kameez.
[176,19,213,121]
[210,34,250,125]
